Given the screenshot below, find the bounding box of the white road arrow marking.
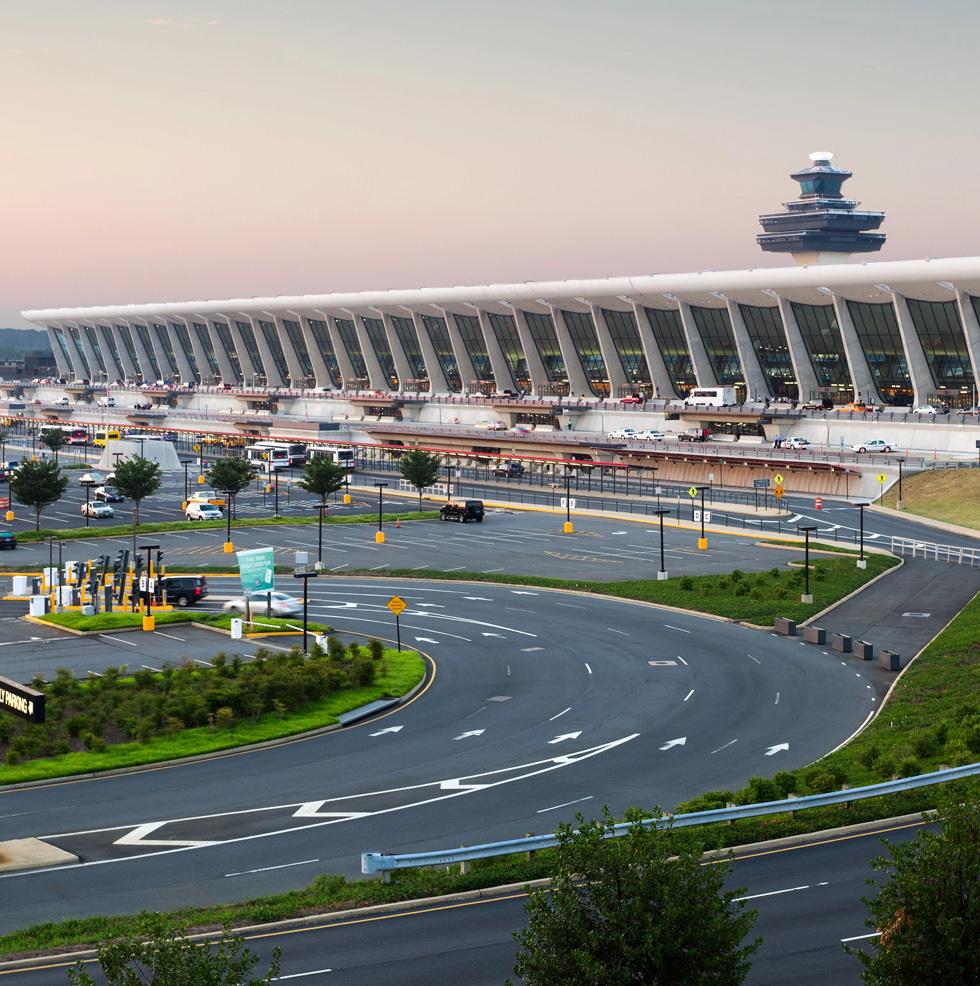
[463,596,493,601]
[455,729,485,740]
[765,743,790,756]
[292,804,371,819]
[521,646,544,652]
[370,726,404,736]
[510,590,539,595]
[115,822,218,848]
[659,737,687,750]
[416,603,445,608]
[548,732,582,744]
[413,637,439,643]
[482,632,506,638]
[320,602,358,609]
[440,778,490,791]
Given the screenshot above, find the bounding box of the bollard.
[774,617,797,636]
[831,633,852,654]
[854,640,874,661]
[803,626,826,645]
[878,650,901,671]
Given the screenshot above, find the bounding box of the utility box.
[28,596,49,617]
[11,575,28,595]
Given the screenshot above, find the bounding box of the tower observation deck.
[757,152,886,266]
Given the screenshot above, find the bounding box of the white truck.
[684,387,737,407]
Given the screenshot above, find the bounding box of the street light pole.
[292,569,318,653]
[375,482,388,543]
[183,460,189,502]
[798,526,817,603]
[317,503,328,568]
[857,501,870,569]
[652,508,671,579]
[695,485,709,550]
[563,473,572,533]
[138,542,160,629]
[274,469,279,518]
[85,485,90,528]
[896,457,905,510]
[224,491,233,552]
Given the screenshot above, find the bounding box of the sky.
[3,0,979,329]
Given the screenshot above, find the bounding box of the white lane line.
[683,690,694,701]
[275,968,334,980]
[747,654,762,664]
[153,632,186,642]
[664,625,690,633]
[99,634,137,646]
[537,796,593,814]
[584,663,593,674]
[736,885,809,901]
[556,602,586,609]
[226,858,319,877]
[607,628,629,635]
[550,708,571,720]
[162,532,191,539]
[775,692,780,704]
[710,739,737,755]
[676,655,688,666]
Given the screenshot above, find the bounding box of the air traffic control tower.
[757,151,885,266]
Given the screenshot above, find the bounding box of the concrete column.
[273,314,306,389]
[676,301,715,387]
[511,307,549,395]
[245,315,286,388]
[725,299,769,400]
[954,289,980,403]
[381,312,412,394]
[352,314,390,391]
[160,321,197,385]
[549,305,591,397]
[631,302,677,399]
[94,323,126,381]
[775,296,820,400]
[324,315,358,390]
[205,318,239,385]
[830,294,881,405]
[294,312,334,390]
[891,292,934,407]
[223,317,260,380]
[411,310,450,395]
[133,320,169,383]
[442,310,478,393]
[476,308,518,393]
[45,323,73,378]
[122,319,160,383]
[590,303,628,397]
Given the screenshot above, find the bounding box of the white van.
[685,387,737,407]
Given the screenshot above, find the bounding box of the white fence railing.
[361,761,980,878]
[889,537,980,566]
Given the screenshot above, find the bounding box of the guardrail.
[890,536,980,566]
[361,761,980,879]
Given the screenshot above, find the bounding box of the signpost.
[0,674,45,724]
[387,594,406,652]
[877,472,887,504]
[237,546,275,621]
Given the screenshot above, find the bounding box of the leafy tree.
[296,455,347,510]
[67,911,280,985]
[112,455,162,523]
[509,806,760,986]
[845,781,980,984]
[39,426,67,461]
[399,448,442,511]
[10,458,69,530]
[206,456,255,518]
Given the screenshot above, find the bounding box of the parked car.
[78,472,105,487]
[634,429,665,441]
[0,530,17,550]
[54,396,70,406]
[156,575,208,607]
[186,501,223,521]
[133,401,152,410]
[912,405,942,415]
[800,397,834,410]
[850,439,892,453]
[96,396,116,407]
[93,485,125,502]
[608,428,636,440]
[783,437,811,450]
[439,500,485,523]
[81,501,114,519]
[836,402,873,413]
[678,429,710,442]
[491,461,524,478]
[223,591,302,617]
[620,394,647,405]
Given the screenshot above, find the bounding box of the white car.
[783,437,810,450]
[608,428,636,440]
[223,591,303,617]
[634,429,665,442]
[81,501,114,519]
[78,472,105,487]
[850,439,892,453]
[186,501,223,521]
[912,405,941,415]
[96,396,116,407]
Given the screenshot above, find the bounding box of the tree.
[399,448,442,511]
[509,806,760,986]
[296,455,347,509]
[112,455,162,523]
[67,911,280,985]
[39,426,67,461]
[206,456,255,517]
[845,781,980,984]
[10,458,69,530]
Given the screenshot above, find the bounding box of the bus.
[244,443,290,471]
[93,429,121,447]
[66,427,90,445]
[308,444,356,472]
[254,441,307,466]
[684,387,737,407]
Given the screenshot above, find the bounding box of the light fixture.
[873,284,891,293]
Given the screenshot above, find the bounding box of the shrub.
[807,772,837,794]
[730,569,744,582]
[678,576,693,591]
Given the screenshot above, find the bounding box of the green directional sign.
[237,546,275,594]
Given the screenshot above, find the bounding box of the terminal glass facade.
[65,327,91,379]
[282,319,314,380]
[487,313,529,390]
[133,324,160,380]
[82,326,106,375]
[256,320,289,382]
[151,323,177,378]
[846,301,912,404]
[116,325,141,376]
[689,306,742,387]
[523,311,566,386]
[420,315,461,392]
[390,316,426,385]
[335,319,367,383]
[601,308,652,391]
[739,305,796,397]
[363,317,398,389]
[98,325,124,379]
[643,307,694,397]
[904,298,973,390]
[171,323,199,382]
[235,321,263,378]
[452,313,492,382]
[306,319,342,388]
[212,322,240,380]
[560,310,608,396]
[791,303,851,393]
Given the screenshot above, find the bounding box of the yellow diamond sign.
[387,595,406,616]
[877,473,887,484]
[774,485,785,498]
[774,473,784,484]
[688,487,698,498]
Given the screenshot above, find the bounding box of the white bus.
[684,387,737,407]
[251,440,306,466]
[244,443,290,471]
[307,444,356,472]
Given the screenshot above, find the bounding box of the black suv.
[157,575,208,607]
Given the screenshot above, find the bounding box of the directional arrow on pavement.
[548,732,583,744]
[510,591,539,595]
[455,729,485,740]
[765,743,789,756]
[417,603,445,608]
[414,637,440,643]
[482,632,507,637]
[659,737,687,750]
[464,596,493,601]
[370,726,404,736]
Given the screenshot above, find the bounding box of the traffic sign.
[752,479,770,489]
[877,473,887,484]
[387,595,406,616]
[193,444,201,452]
[774,473,784,484]
[688,487,698,498]
[774,485,785,499]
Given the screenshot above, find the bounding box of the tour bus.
[254,441,307,466]
[684,387,737,407]
[93,428,122,447]
[307,444,356,472]
[244,442,290,471]
[65,427,90,445]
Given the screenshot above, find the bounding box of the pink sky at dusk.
[3,0,978,329]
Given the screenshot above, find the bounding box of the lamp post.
[896,457,905,510]
[563,473,573,533]
[652,508,671,579]
[183,460,189,502]
[694,485,709,550]
[344,470,351,505]
[316,503,329,568]
[375,481,388,543]
[856,500,871,569]
[138,542,159,629]
[292,569,318,653]
[797,526,817,603]
[223,491,234,552]
[84,484,91,528]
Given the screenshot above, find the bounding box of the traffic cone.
[815,496,822,510]
[396,519,400,528]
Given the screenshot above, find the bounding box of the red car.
[620,394,647,405]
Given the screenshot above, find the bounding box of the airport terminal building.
[23,156,980,409]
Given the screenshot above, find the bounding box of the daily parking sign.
[237,547,275,594]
